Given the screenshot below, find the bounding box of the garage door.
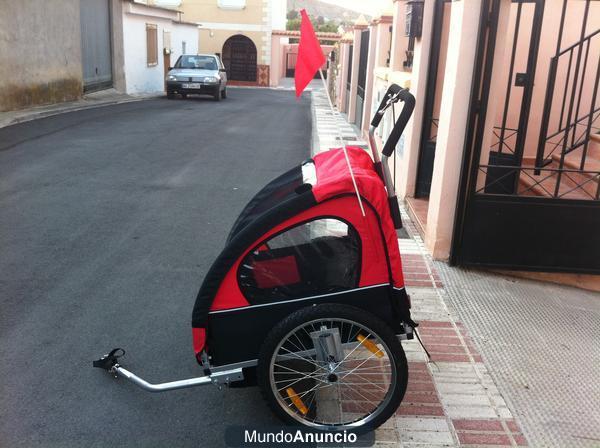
[80,0,113,91]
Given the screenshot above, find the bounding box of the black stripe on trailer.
[206,284,398,367]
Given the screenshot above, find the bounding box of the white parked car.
[166,54,227,101]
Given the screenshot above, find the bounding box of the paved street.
[0,89,311,447]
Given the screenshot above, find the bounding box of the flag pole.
[317,68,366,217]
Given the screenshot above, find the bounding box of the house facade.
[0,0,199,112]
[335,0,600,277]
[175,0,286,86]
[121,1,198,94]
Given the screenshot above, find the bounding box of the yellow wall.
[198,29,263,58]
[179,0,269,63]
[180,0,264,25]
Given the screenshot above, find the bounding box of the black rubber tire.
[221,87,227,99]
[257,303,408,433]
[181,93,188,99]
[166,90,175,99]
[213,86,221,101]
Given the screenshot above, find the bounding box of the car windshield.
[175,55,218,70]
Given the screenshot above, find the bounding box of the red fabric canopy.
[312,146,405,289]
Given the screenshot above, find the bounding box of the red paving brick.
[416,320,482,362]
[505,420,520,433]
[402,392,441,404]
[427,344,468,354]
[453,420,504,431]
[514,434,528,446]
[430,353,472,362]
[406,381,437,392]
[420,335,463,345]
[397,404,446,416]
[419,321,454,328]
[400,252,443,287]
[457,432,512,445]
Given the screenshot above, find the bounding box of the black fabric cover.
[391,287,415,328]
[192,167,316,328]
[226,165,305,243]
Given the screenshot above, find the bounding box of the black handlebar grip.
[381,90,416,157]
[370,84,403,128]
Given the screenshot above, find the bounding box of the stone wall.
[0,0,83,112]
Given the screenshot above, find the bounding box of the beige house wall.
[425,0,483,259]
[179,0,279,67]
[394,0,435,201]
[337,42,351,112]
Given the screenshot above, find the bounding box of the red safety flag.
[295,9,326,97]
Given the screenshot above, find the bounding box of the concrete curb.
[0,95,159,130]
[310,90,321,157]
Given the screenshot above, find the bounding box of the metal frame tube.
[368,127,395,198]
[381,155,396,199]
[368,127,382,163]
[112,366,243,393]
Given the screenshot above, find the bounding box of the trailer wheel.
[257,304,407,433]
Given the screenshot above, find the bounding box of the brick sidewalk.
[311,89,529,447]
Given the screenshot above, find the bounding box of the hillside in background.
[287,0,370,25]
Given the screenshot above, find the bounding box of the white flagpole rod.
[317,68,366,217]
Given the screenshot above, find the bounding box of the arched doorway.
[222,34,257,82]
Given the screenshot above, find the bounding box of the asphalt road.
[0,88,311,447]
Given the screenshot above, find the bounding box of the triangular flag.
[295,10,326,97]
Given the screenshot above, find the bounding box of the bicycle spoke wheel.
[258,304,408,432]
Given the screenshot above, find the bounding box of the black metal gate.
[345,45,353,113]
[416,0,451,197]
[355,30,370,129]
[451,0,600,273]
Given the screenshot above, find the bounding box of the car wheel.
[166,90,175,99]
[213,86,221,102]
[181,93,188,99]
[221,87,227,99]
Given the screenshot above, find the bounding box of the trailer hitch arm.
[93,348,244,392]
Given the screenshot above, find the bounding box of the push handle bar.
[368,84,415,232]
[370,84,404,128]
[381,89,415,157]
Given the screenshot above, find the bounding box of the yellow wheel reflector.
[286,387,309,415]
[357,334,384,358]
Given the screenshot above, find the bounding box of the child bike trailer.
[94,84,417,433]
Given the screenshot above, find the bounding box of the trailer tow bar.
[93,348,244,392]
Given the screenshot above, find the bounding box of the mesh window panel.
[238,218,361,304]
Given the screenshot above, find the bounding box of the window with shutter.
[146,24,158,66]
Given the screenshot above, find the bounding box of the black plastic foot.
[93,348,125,371]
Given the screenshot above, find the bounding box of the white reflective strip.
[392,286,405,291]
[209,283,390,315]
[301,162,317,186]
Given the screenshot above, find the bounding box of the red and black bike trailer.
[94,84,417,432]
